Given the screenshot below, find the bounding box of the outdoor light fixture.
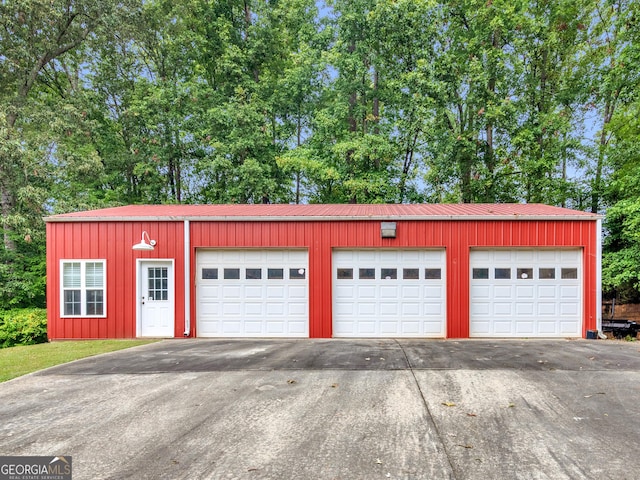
[381,222,397,238]
[132,231,156,251]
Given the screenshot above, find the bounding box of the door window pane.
[381,268,397,279]
[289,268,306,279]
[148,267,169,300]
[337,268,353,279]
[472,268,489,279]
[359,268,375,279]
[223,268,240,280]
[246,268,262,279]
[268,268,284,279]
[403,268,419,279]
[561,268,578,279]
[517,268,533,279]
[495,268,511,279]
[202,268,218,279]
[539,268,555,279]
[425,268,442,280]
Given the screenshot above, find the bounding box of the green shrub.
[0,308,48,348]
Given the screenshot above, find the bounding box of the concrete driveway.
[1,339,640,480]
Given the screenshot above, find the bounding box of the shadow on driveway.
[36,338,640,375]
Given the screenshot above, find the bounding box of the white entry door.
[139,260,175,337]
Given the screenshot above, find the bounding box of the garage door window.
[495,268,511,279]
[268,268,284,279]
[337,268,353,279]
[246,268,262,279]
[359,268,375,279]
[289,268,306,279]
[381,268,397,279]
[224,268,240,279]
[517,268,533,279]
[403,268,419,279]
[425,268,442,279]
[202,268,218,279]
[473,268,489,279]
[539,268,555,279]
[561,268,578,279]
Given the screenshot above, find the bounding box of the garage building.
[45,203,602,339]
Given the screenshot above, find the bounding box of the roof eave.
[44,214,602,223]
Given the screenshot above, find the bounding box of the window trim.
[60,259,107,318]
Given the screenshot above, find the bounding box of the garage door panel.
[358,303,376,315]
[423,285,443,299]
[494,286,513,298]
[335,303,353,315]
[561,303,579,315]
[197,249,308,337]
[288,303,307,316]
[537,303,557,316]
[287,285,306,298]
[333,249,446,337]
[357,286,376,298]
[336,285,354,298]
[244,303,264,315]
[494,320,512,334]
[560,321,579,334]
[516,303,535,315]
[402,303,420,315]
[494,303,513,315]
[380,286,398,298]
[537,286,557,298]
[560,286,579,297]
[402,286,421,298]
[402,322,420,334]
[470,249,582,338]
[516,286,535,298]
[425,303,444,315]
[515,321,534,335]
[245,286,263,298]
[538,321,558,334]
[471,285,491,299]
[380,302,399,315]
[471,302,490,315]
[471,321,490,335]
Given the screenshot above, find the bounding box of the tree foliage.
[1,0,640,306]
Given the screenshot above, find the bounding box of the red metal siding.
[49,216,598,340]
[47,221,185,339]
[188,219,598,339]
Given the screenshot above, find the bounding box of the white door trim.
[136,258,175,337]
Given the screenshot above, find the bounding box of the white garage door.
[332,250,446,337]
[196,249,308,337]
[470,249,582,337]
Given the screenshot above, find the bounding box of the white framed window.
[60,260,106,317]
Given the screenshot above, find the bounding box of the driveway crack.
[394,339,459,480]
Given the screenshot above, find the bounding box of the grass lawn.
[0,340,158,383]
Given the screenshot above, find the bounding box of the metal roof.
[44,204,601,222]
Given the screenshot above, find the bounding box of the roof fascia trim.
[44,214,603,223]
